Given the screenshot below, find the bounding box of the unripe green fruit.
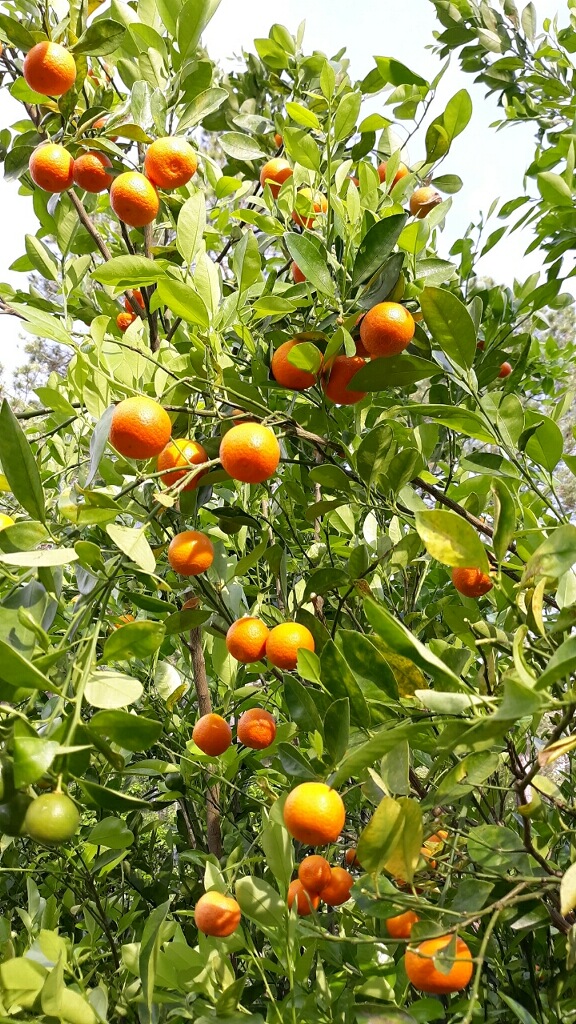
[0,793,32,836]
[24,792,80,845]
[165,772,184,791]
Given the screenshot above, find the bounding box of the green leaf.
[415,509,490,572]
[357,796,404,873]
[524,415,564,471]
[0,14,36,50]
[233,231,261,293]
[176,193,206,266]
[139,900,170,1009]
[403,404,494,443]
[352,214,407,287]
[25,235,58,281]
[71,19,126,55]
[77,778,149,811]
[324,698,350,765]
[103,620,165,661]
[176,0,222,56]
[375,57,427,87]
[177,87,228,132]
[13,728,60,788]
[0,547,78,567]
[85,670,144,709]
[235,876,285,939]
[283,676,324,733]
[536,636,576,691]
[334,92,361,141]
[330,721,424,788]
[381,797,423,884]
[106,524,156,573]
[283,232,335,296]
[260,817,293,890]
[285,101,320,130]
[87,816,134,849]
[337,631,399,701]
[467,824,531,876]
[443,89,473,141]
[0,400,46,523]
[537,171,573,207]
[220,132,264,162]
[92,256,165,288]
[500,995,539,1024]
[282,127,320,171]
[320,640,370,727]
[365,598,464,689]
[156,278,209,328]
[420,287,476,369]
[351,353,442,390]
[89,710,163,751]
[522,525,576,584]
[0,639,52,693]
[492,479,516,563]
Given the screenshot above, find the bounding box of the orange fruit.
[377,160,410,186]
[405,935,473,995]
[29,144,74,193]
[421,830,448,869]
[157,439,208,491]
[274,132,283,148]
[291,187,327,229]
[168,530,214,576]
[410,186,442,218]
[386,910,420,938]
[23,41,76,96]
[477,340,485,351]
[359,301,415,358]
[237,707,276,749]
[93,116,118,141]
[194,891,241,936]
[354,337,370,359]
[271,339,317,391]
[225,617,270,663]
[298,855,331,894]
[144,137,198,189]
[287,879,319,916]
[116,311,136,332]
[291,262,306,283]
[114,613,135,628]
[266,622,315,671]
[345,848,362,869]
[109,396,171,459]
[319,867,354,906]
[73,151,113,193]
[192,713,232,756]
[110,171,159,227]
[259,157,293,197]
[124,289,145,312]
[219,422,280,484]
[322,355,367,405]
[283,782,345,845]
[451,567,493,598]
[498,361,512,378]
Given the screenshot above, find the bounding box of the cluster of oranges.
[226,617,314,671]
[24,41,197,226]
[191,706,276,756]
[288,855,353,913]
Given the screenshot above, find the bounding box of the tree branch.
[188,626,223,858]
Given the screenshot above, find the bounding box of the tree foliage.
[0,1,574,1023]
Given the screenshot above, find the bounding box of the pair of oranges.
[226,617,315,672]
[288,855,353,914]
[259,159,328,229]
[192,707,276,756]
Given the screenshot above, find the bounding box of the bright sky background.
[0,0,567,378]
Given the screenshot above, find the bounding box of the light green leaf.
[415,509,490,571]
[176,193,206,266]
[420,287,476,369]
[85,670,144,709]
[106,524,156,574]
[92,256,165,288]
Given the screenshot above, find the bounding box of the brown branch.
[189,626,222,858]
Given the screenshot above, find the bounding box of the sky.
[0,0,567,377]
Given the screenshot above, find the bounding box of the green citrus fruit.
[24,792,80,845]
[165,772,184,791]
[0,793,32,836]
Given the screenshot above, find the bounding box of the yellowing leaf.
[561,861,576,916]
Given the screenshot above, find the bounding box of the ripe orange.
[110,171,159,227]
[283,782,345,845]
[274,132,283,148]
[23,41,76,96]
[386,910,420,938]
[377,160,410,186]
[271,339,317,391]
[499,361,512,378]
[291,262,306,283]
[124,289,145,312]
[354,337,370,358]
[116,311,136,332]
[219,422,280,484]
[451,567,493,598]
[405,935,473,995]
[29,144,74,193]
[113,613,135,628]
[322,355,367,405]
[93,116,118,141]
[259,157,293,197]
[266,622,315,671]
[144,137,198,189]
[298,855,331,895]
[291,187,328,229]
[73,151,113,193]
[421,830,448,869]
[345,848,362,869]
[287,879,320,916]
[194,891,241,936]
[359,301,415,358]
[109,396,171,459]
[192,713,232,756]
[157,439,208,491]
[410,186,442,218]
[168,530,214,576]
[237,708,276,749]
[225,617,270,663]
[319,867,354,906]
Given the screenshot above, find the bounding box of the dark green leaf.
[89,710,163,751]
[324,698,350,765]
[351,354,442,390]
[284,232,335,296]
[420,287,476,369]
[352,215,407,287]
[365,598,464,688]
[92,256,165,288]
[337,631,399,700]
[375,57,427,86]
[492,479,516,562]
[0,14,36,50]
[0,400,46,523]
[71,19,126,56]
[320,640,370,727]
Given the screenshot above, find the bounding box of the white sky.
[0,0,566,376]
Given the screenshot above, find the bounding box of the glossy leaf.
[420,286,476,369]
[352,215,407,287]
[415,509,490,571]
[0,400,46,523]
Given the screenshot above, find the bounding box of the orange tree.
[0,1,575,1021]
